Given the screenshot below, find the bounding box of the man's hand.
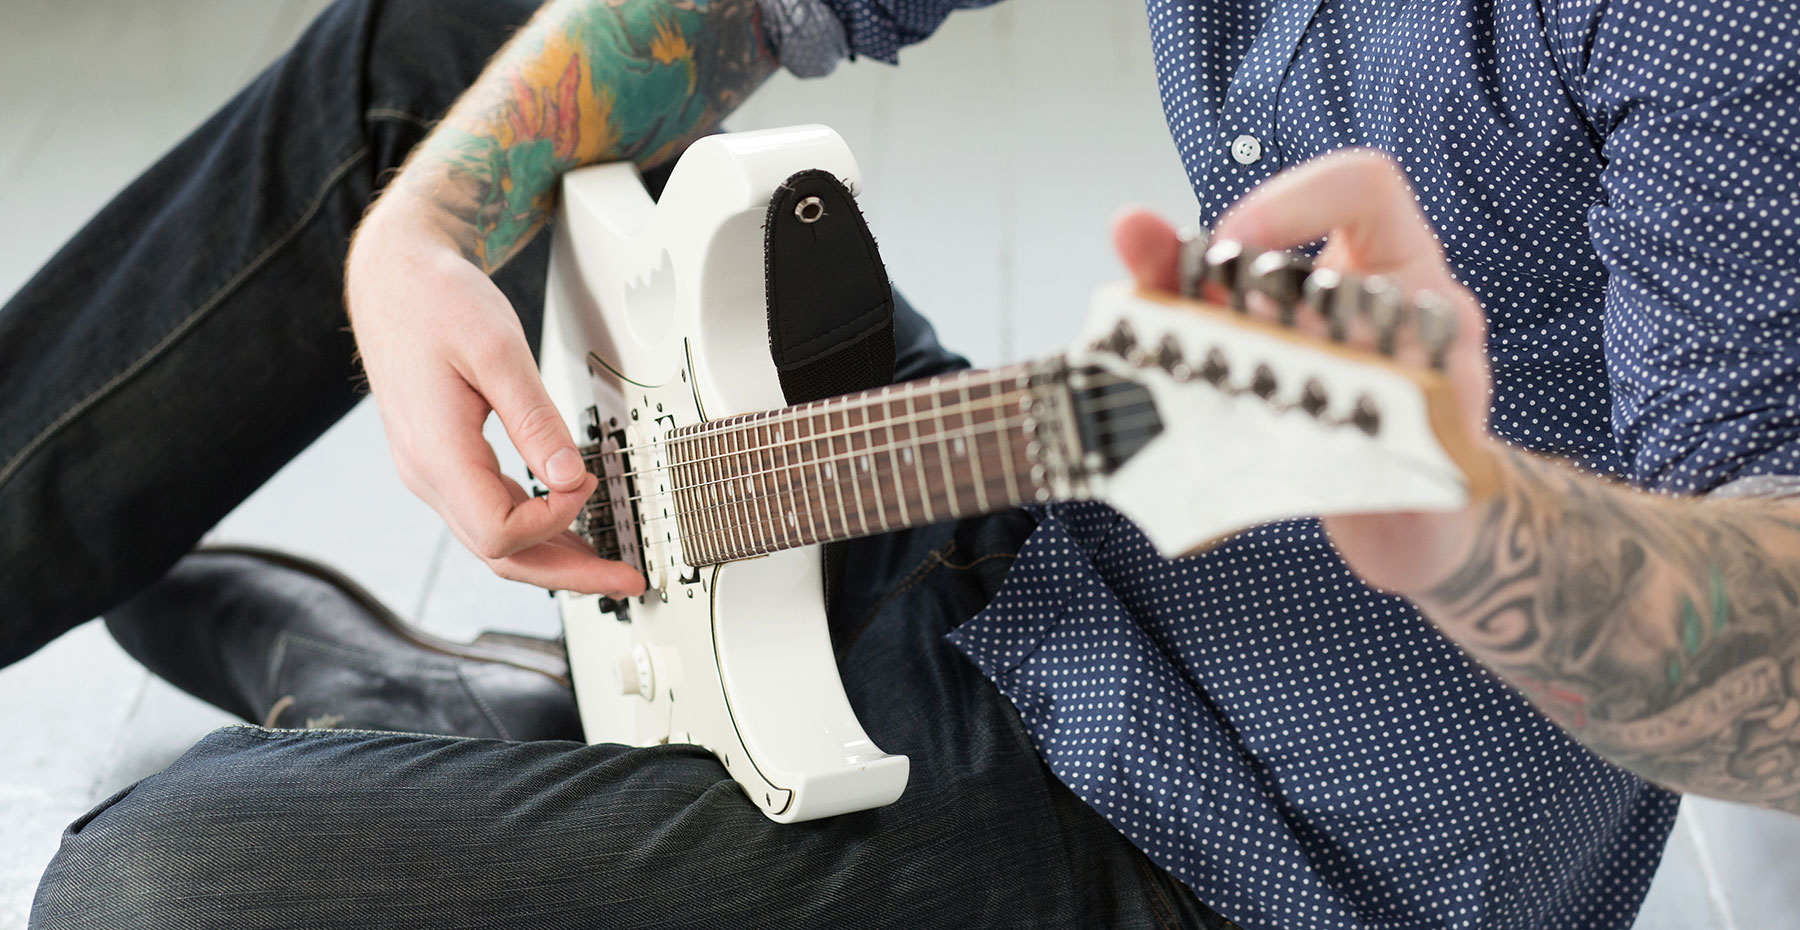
[1112,149,1498,594]
[348,199,642,595]
[1113,151,1800,815]
[344,0,773,594]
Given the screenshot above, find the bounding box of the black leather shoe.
[104,545,583,742]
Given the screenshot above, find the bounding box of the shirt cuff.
[757,0,851,77]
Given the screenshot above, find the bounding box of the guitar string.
[639,398,1167,551]
[617,411,1034,524]
[586,363,1141,461]
[620,416,1043,554]
[590,366,1036,458]
[595,386,1031,484]
[591,370,1158,484]
[600,387,1170,506]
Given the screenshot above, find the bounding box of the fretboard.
[664,366,1049,565]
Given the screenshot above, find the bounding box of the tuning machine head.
[1413,290,1458,370]
[1176,227,1210,299]
[1359,276,1407,356]
[1245,251,1312,325]
[1203,240,1249,311]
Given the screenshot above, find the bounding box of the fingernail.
[545,447,582,485]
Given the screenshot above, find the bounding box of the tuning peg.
[1100,319,1137,358]
[1199,348,1231,387]
[1250,363,1280,400]
[1323,272,1360,342]
[1154,334,1191,380]
[1246,252,1312,325]
[1413,290,1458,369]
[1176,227,1210,298]
[1203,240,1248,311]
[1349,395,1382,436]
[1359,276,1406,356]
[1302,267,1342,326]
[1299,378,1329,418]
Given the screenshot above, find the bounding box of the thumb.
[473,337,588,493]
[1111,207,1182,291]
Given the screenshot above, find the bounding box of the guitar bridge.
[576,436,645,578]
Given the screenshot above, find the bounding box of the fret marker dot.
[954,437,967,456]
[903,449,914,464]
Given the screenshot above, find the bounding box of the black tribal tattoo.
[1418,451,1800,812]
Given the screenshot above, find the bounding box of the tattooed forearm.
[1414,451,1800,811]
[394,0,776,270]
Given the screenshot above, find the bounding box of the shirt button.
[1230,134,1263,165]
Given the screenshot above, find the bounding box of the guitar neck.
[662,363,1075,565]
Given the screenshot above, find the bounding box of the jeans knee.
[28,730,280,929]
[29,783,191,929]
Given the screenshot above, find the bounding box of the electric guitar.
[537,125,1491,823]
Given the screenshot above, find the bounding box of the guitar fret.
[731,422,756,556]
[929,379,962,519]
[840,402,870,536]
[898,387,930,524]
[758,412,784,553]
[808,405,837,543]
[958,372,991,513]
[866,391,897,529]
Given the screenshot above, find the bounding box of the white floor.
[0,1,1795,928]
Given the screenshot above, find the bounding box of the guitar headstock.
[1064,232,1495,558]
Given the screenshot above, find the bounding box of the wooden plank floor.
[0,2,1793,927]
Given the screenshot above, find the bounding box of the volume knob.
[615,645,656,700]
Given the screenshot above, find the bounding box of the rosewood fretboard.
[660,366,1050,566]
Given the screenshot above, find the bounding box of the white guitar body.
[539,126,909,822]
[538,125,1483,823]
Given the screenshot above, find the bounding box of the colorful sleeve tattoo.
[401,0,777,271]
[1418,450,1800,812]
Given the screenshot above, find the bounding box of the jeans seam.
[1131,854,1182,930]
[926,549,1017,572]
[0,145,371,496]
[364,106,434,130]
[849,537,959,632]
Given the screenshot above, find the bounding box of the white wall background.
[0,1,1794,927]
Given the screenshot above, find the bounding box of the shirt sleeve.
[1557,0,1800,493]
[762,0,1004,72]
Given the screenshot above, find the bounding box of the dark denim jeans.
[5,1,1225,926]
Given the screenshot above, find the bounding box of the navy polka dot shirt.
[764,0,1800,925]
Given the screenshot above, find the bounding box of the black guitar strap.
[762,169,895,634]
[763,169,895,405]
